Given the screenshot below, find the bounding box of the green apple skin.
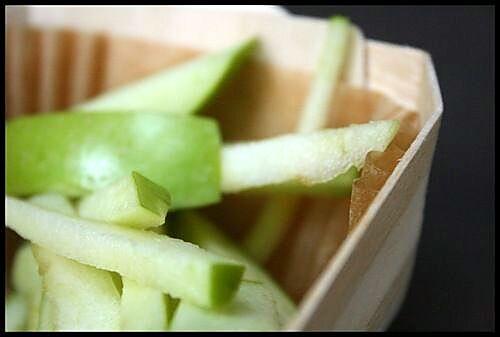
[6,197,245,309]
[76,38,257,115]
[170,280,281,331]
[170,212,296,326]
[78,171,171,229]
[32,245,121,331]
[6,112,221,210]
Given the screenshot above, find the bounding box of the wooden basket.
[5,6,443,331]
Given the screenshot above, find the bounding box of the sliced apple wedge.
[6,197,245,309]
[120,277,175,331]
[170,281,281,331]
[78,171,171,229]
[6,113,221,209]
[170,212,296,325]
[221,120,399,193]
[28,193,76,217]
[76,38,257,115]
[32,245,121,331]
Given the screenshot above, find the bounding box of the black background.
[283,6,495,331]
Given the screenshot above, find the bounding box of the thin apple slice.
[6,113,221,209]
[221,120,399,193]
[76,38,257,115]
[28,193,76,216]
[120,277,176,331]
[5,292,28,332]
[170,280,281,331]
[169,212,296,325]
[32,245,121,331]
[242,196,300,264]
[78,171,171,229]
[6,197,245,309]
[297,16,351,133]
[11,243,42,331]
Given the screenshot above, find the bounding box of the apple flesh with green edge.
[76,38,257,115]
[221,120,399,193]
[5,293,28,332]
[32,245,121,331]
[78,171,171,229]
[11,243,43,331]
[120,277,175,331]
[6,197,245,309]
[169,212,296,327]
[6,112,221,210]
[170,281,281,331]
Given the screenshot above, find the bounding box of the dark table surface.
[284,6,495,332]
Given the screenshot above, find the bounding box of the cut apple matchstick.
[75,38,257,115]
[242,16,357,263]
[77,171,171,229]
[120,277,172,331]
[170,212,297,326]
[6,197,245,309]
[221,120,399,194]
[32,245,122,331]
[170,281,282,331]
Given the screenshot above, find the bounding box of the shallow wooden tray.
[5,5,443,331]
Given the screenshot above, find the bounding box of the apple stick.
[78,171,171,229]
[75,38,257,115]
[169,212,296,326]
[6,113,221,209]
[120,277,176,331]
[297,16,351,133]
[32,245,121,331]
[170,281,281,331]
[6,197,245,309]
[242,17,364,263]
[221,120,399,194]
